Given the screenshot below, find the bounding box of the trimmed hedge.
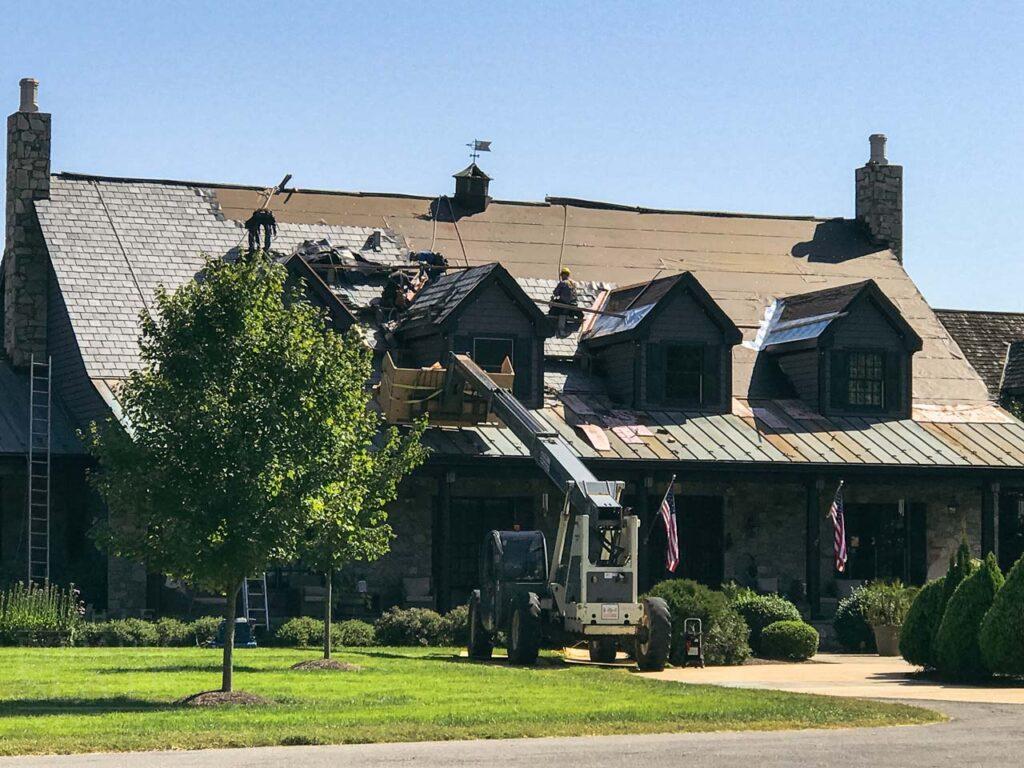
[647,579,750,666]
[939,538,976,619]
[980,554,1024,676]
[760,620,819,661]
[833,587,876,653]
[732,593,801,654]
[898,577,945,668]
[79,618,159,647]
[274,617,378,648]
[934,553,1004,679]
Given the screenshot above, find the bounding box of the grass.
[0,646,940,755]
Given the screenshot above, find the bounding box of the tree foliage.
[89,254,424,689]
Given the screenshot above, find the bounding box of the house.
[3,78,1023,622]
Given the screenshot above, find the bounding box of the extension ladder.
[242,574,270,630]
[26,355,51,585]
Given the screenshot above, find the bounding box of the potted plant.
[861,580,917,656]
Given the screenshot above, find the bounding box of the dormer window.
[841,350,885,409]
[759,281,922,418]
[473,336,514,373]
[580,273,741,412]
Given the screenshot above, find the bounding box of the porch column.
[982,481,1000,558]
[805,478,822,619]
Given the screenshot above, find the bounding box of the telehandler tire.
[635,596,671,672]
[588,637,618,664]
[507,592,541,665]
[467,591,493,660]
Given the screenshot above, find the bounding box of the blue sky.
[3,1,1022,310]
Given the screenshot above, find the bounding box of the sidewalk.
[642,653,1024,704]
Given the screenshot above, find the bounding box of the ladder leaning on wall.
[26,354,51,585]
[241,574,270,631]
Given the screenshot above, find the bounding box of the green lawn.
[0,647,940,755]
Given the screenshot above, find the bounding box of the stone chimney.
[452,163,491,214]
[855,133,903,262]
[3,77,50,367]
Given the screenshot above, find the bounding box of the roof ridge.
[935,307,1024,319]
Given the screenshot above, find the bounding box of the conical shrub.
[934,553,1004,679]
[980,554,1024,676]
[939,538,975,616]
[899,576,945,668]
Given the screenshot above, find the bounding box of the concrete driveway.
[642,652,1024,704]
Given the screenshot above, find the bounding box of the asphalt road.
[2,700,1021,768]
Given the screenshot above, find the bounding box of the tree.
[933,553,1004,679]
[979,553,1024,675]
[300,389,426,661]
[90,254,421,693]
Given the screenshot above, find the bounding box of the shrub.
[980,553,1024,676]
[934,553,1004,679]
[647,579,751,666]
[899,577,945,668]
[860,580,917,628]
[374,607,446,646]
[85,618,160,647]
[440,605,469,647]
[704,605,752,665]
[190,616,222,646]
[731,593,801,654]
[761,620,819,661]
[939,538,977,618]
[833,586,875,652]
[333,619,376,647]
[0,582,84,646]
[154,617,191,646]
[274,616,321,648]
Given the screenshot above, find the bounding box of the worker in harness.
[380,270,414,316]
[410,251,449,284]
[549,267,583,334]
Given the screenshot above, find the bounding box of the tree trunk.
[221,581,242,693]
[323,569,333,660]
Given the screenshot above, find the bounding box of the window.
[831,349,892,412]
[664,344,704,405]
[847,351,884,407]
[472,337,514,372]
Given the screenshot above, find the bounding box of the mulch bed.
[290,659,363,672]
[178,690,272,707]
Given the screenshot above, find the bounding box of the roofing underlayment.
[32,172,1021,469]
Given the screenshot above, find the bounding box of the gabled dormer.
[395,263,552,406]
[580,272,742,411]
[759,280,923,418]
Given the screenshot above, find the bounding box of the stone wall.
[3,85,50,368]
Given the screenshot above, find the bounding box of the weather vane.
[466,139,492,163]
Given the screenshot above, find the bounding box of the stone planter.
[872,624,900,656]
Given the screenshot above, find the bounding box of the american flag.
[659,486,680,573]
[828,482,848,573]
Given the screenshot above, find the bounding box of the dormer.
[395,263,551,406]
[580,272,742,412]
[759,280,922,418]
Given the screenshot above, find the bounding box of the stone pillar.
[106,555,148,618]
[435,470,453,612]
[855,133,903,263]
[4,77,50,367]
[982,481,999,557]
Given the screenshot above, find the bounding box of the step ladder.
[241,574,270,630]
[26,355,51,585]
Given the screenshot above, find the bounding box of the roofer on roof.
[551,267,579,311]
[410,251,449,284]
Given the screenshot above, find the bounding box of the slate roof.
[397,263,498,333]
[1002,341,1024,394]
[34,174,403,380]
[935,309,1024,398]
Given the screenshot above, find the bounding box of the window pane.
[664,344,703,404]
[847,351,884,408]
[472,337,514,372]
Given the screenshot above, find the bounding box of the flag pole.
[824,479,844,519]
[642,474,676,546]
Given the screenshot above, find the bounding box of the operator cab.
[480,530,548,585]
